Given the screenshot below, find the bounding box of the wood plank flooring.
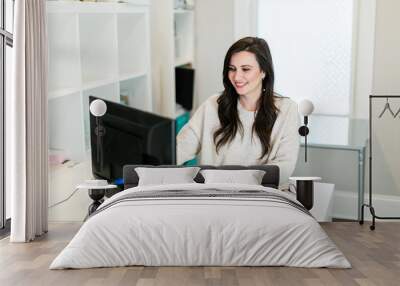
[0,222,399,286]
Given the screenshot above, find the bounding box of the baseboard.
[333,190,400,221]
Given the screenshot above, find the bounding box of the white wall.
[233,0,257,40]
[364,0,400,198]
[194,0,257,107]
[372,0,400,94]
[353,0,400,117]
[367,0,400,204]
[352,0,376,119]
[194,0,234,107]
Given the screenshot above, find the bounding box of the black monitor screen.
[175,66,194,111]
[89,96,176,183]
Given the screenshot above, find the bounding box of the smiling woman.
[228,51,265,111]
[177,37,300,186]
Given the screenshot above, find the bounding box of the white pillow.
[135,167,201,186]
[200,169,266,185]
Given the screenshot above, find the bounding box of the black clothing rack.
[360,95,400,230]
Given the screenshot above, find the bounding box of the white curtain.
[8,0,48,242]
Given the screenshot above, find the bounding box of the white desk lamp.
[49,99,113,216]
[89,99,107,171]
[298,99,314,162]
[290,99,319,210]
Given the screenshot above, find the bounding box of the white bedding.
[50,183,351,269]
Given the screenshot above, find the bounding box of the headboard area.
[123,165,280,189]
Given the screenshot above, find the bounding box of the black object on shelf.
[360,95,400,230]
[175,66,194,111]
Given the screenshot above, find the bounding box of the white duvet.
[50,183,351,269]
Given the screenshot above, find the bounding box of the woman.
[177,37,300,186]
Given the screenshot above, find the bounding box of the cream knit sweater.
[177,94,300,185]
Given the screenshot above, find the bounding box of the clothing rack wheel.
[361,95,400,230]
[360,203,375,230]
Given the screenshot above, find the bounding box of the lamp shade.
[298,99,314,116]
[90,99,107,117]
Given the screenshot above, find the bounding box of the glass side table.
[297,115,368,220]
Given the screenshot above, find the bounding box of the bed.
[50,165,350,269]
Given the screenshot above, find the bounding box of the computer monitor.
[89,96,176,183]
[175,66,194,111]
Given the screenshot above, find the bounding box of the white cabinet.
[151,0,195,118]
[47,0,152,162]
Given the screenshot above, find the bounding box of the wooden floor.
[0,222,399,286]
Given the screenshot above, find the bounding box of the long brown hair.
[213,37,279,160]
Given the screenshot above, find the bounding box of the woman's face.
[228,51,265,98]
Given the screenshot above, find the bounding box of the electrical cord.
[48,188,79,209]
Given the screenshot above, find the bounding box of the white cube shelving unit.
[47,0,152,162]
[174,9,194,67]
[151,0,195,118]
[79,13,118,87]
[47,12,81,97]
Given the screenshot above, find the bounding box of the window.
[258,0,355,116]
[1,0,13,231]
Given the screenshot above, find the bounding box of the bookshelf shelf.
[47,0,152,162]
